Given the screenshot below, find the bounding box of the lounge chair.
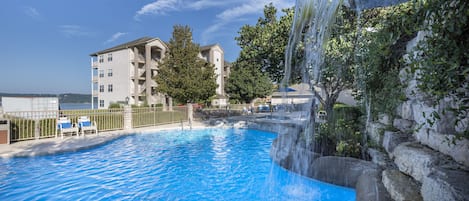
[57,117,79,138]
[78,116,98,135]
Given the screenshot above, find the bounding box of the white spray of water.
[281,0,343,176]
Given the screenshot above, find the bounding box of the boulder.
[310,156,379,188]
[415,129,469,167]
[368,148,392,167]
[382,131,411,157]
[398,100,414,121]
[421,166,469,201]
[378,113,392,126]
[382,169,423,201]
[392,142,438,182]
[356,169,393,201]
[367,122,385,145]
[393,118,415,133]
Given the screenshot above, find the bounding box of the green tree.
[312,6,357,121]
[225,61,273,103]
[155,25,217,104]
[235,3,294,83]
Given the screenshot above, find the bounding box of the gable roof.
[90,37,167,56]
[200,43,224,52]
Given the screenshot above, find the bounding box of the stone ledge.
[392,142,438,182]
[310,156,379,188]
[415,128,469,167]
[421,166,469,201]
[383,131,411,158]
[382,169,423,201]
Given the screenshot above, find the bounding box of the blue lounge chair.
[57,117,79,138]
[78,116,97,135]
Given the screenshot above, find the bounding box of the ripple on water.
[0,128,355,200]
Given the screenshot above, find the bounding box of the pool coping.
[0,121,213,158]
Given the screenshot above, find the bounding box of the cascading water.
[280,0,343,176]
[268,0,411,199]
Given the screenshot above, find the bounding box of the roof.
[200,43,224,52]
[90,37,164,56]
[271,83,314,98]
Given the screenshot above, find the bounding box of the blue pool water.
[0,129,355,200]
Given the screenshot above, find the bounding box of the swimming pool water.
[0,128,355,200]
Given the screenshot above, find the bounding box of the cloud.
[188,0,235,10]
[202,0,294,43]
[106,32,128,43]
[24,6,41,19]
[135,0,181,19]
[134,0,294,43]
[59,25,92,37]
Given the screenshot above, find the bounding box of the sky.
[0,0,294,94]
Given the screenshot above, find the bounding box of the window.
[99,100,104,107]
[108,53,112,62]
[99,70,104,78]
[99,55,104,63]
[99,85,104,92]
[108,84,113,92]
[108,69,113,77]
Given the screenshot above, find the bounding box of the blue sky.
[0,0,294,94]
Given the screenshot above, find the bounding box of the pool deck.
[0,121,211,158]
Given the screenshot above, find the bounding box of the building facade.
[90,37,229,109]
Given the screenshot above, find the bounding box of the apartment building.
[90,37,229,109]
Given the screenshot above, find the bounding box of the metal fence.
[132,106,188,128]
[4,106,188,142]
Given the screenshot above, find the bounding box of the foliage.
[155,25,217,104]
[225,64,273,103]
[234,3,294,83]
[411,0,469,138]
[356,1,423,118]
[108,103,122,109]
[316,5,357,121]
[314,104,363,157]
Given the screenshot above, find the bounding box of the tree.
[155,25,217,104]
[225,61,273,103]
[315,6,357,121]
[235,3,294,83]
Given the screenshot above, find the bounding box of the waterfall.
[280,0,343,176]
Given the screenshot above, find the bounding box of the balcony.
[131,69,146,80]
[92,61,98,67]
[132,54,145,63]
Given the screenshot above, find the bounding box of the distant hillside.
[0,93,91,103]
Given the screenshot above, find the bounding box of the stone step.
[382,131,412,158]
[392,142,469,201]
[421,166,469,201]
[393,142,438,182]
[382,169,423,201]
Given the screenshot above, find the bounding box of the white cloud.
[106,32,128,43]
[24,6,41,19]
[59,25,92,37]
[202,0,294,43]
[188,0,236,10]
[135,0,181,19]
[134,0,294,44]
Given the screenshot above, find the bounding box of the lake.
[59,103,93,110]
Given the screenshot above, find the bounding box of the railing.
[132,106,187,128]
[4,106,188,142]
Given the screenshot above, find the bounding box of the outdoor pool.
[0,128,355,200]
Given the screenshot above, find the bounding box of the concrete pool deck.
[0,121,210,158]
